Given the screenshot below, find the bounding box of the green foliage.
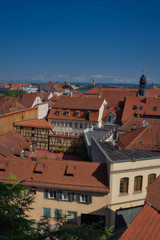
[0,181,35,240]
[5,89,26,98]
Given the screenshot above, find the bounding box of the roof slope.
[120,203,160,240]
[0,131,31,158]
[14,119,53,129]
[53,96,105,110]
[0,158,109,193]
[20,93,38,108]
[146,175,160,211]
[118,125,160,151]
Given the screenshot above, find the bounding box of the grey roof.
[99,142,160,162]
[85,128,109,145]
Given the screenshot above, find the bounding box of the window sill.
[118,193,129,196]
[133,191,142,194]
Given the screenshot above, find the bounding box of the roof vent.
[34,163,44,174]
[64,165,76,177]
[0,162,6,172]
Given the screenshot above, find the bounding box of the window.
[69,132,72,136]
[57,122,60,126]
[85,123,88,129]
[65,132,68,136]
[139,141,143,144]
[132,105,137,110]
[139,106,143,110]
[56,111,61,116]
[66,211,77,223]
[107,116,112,122]
[120,178,129,193]
[54,209,62,219]
[62,191,71,201]
[66,111,70,117]
[44,190,57,199]
[153,107,157,111]
[80,123,83,129]
[61,122,64,126]
[75,122,78,129]
[76,112,80,118]
[134,176,143,192]
[65,122,68,127]
[57,139,61,143]
[85,112,90,121]
[148,174,156,186]
[69,122,72,127]
[54,121,56,126]
[43,208,51,217]
[30,187,36,195]
[75,133,79,136]
[76,194,92,204]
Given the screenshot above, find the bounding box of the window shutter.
[87,195,92,204]
[43,208,47,216]
[54,209,62,218]
[47,208,51,217]
[44,190,49,199]
[77,193,81,202]
[57,191,62,200]
[70,192,75,202]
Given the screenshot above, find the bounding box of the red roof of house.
[118,125,160,151]
[47,108,99,122]
[20,93,40,108]
[0,96,25,114]
[10,83,34,90]
[120,203,160,240]
[146,175,160,211]
[0,131,31,158]
[14,119,53,129]
[52,96,105,110]
[119,116,160,132]
[121,96,160,122]
[0,157,109,193]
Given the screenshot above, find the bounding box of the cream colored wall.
[108,157,160,226]
[27,187,109,226]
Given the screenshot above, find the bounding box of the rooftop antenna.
[142,69,146,74]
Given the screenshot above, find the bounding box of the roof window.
[66,111,70,117]
[139,141,143,144]
[139,106,143,110]
[76,111,80,118]
[56,110,61,116]
[34,163,44,174]
[132,105,137,110]
[64,165,76,177]
[153,107,157,111]
[0,162,6,172]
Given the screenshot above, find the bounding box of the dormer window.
[66,111,70,117]
[132,105,137,110]
[56,110,61,116]
[76,111,80,118]
[153,107,157,111]
[139,106,143,110]
[85,112,90,121]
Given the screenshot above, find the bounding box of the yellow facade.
[27,187,109,226]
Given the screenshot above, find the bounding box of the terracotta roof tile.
[20,93,40,108]
[120,203,160,240]
[0,96,25,114]
[53,96,105,110]
[146,175,160,211]
[0,158,109,193]
[14,119,53,129]
[0,131,31,158]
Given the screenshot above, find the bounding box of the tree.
[0,181,35,240]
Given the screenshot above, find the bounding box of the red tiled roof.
[0,96,25,114]
[10,83,34,90]
[121,96,160,122]
[0,131,31,158]
[118,125,160,151]
[20,93,39,108]
[14,119,53,129]
[0,158,109,193]
[119,116,160,132]
[47,108,99,122]
[146,175,160,211]
[53,96,105,110]
[120,203,160,240]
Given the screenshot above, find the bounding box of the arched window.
[134,176,143,192]
[120,178,129,193]
[148,174,156,186]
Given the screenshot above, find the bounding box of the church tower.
[139,72,147,96]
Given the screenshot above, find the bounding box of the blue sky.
[0,0,160,84]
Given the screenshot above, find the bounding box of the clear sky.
[0,0,160,84]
